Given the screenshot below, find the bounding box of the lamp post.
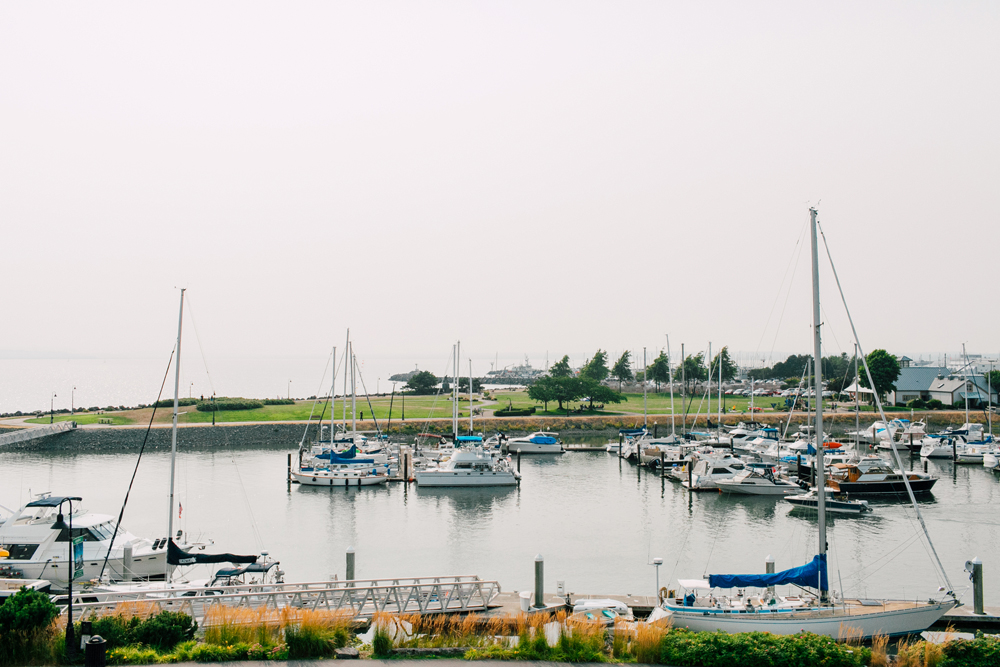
[50,496,83,660]
[211,393,216,426]
[288,380,292,400]
[71,387,76,417]
[653,557,663,600]
[189,383,193,399]
[50,392,57,424]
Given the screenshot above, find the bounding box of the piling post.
[660,451,665,478]
[287,454,291,483]
[687,463,693,491]
[534,554,545,608]
[765,555,775,598]
[952,438,957,462]
[517,450,521,473]
[972,557,984,615]
[123,543,133,582]
[618,433,623,459]
[924,460,928,474]
[346,547,355,583]
[654,423,658,438]
[796,454,802,481]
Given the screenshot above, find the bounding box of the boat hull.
[833,478,937,495]
[659,600,956,638]
[507,442,563,454]
[415,471,519,487]
[716,483,801,496]
[291,471,387,487]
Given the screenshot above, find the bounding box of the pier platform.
[936,604,1000,630]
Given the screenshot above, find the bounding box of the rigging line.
[765,223,808,365]
[820,302,845,356]
[299,347,336,448]
[183,294,216,397]
[755,218,809,361]
[223,426,265,551]
[817,218,955,594]
[353,354,382,437]
[98,347,175,581]
[844,533,925,585]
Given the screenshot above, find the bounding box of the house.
[886,366,998,407]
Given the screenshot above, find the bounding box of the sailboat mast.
[680,343,686,432]
[643,347,647,430]
[717,350,722,437]
[707,342,712,427]
[342,330,350,434]
[809,207,828,601]
[351,342,356,433]
[667,336,676,437]
[329,346,336,442]
[469,359,473,435]
[962,343,970,425]
[166,288,185,582]
[854,344,859,449]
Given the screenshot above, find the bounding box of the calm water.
[2,441,998,604]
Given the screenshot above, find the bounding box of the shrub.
[0,586,60,667]
[262,399,295,405]
[658,629,869,667]
[196,397,264,412]
[942,634,1000,667]
[90,609,196,652]
[907,398,927,409]
[926,399,944,410]
[371,625,393,657]
[153,398,199,408]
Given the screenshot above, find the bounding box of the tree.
[648,351,670,392]
[549,355,573,378]
[680,352,707,394]
[611,351,633,391]
[404,370,438,395]
[580,349,610,383]
[858,349,900,400]
[984,370,1000,394]
[710,346,739,383]
[580,378,624,410]
[457,377,483,393]
[527,377,558,412]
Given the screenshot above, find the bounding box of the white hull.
[507,442,563,453]
[415,470,518,486]
[291,471,388,487]
[659,600,956,638]
[716,482,801,496]
[10,553,170,590]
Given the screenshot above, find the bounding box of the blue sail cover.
[708,554,828,590]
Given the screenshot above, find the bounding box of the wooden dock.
[936,604,1000,630]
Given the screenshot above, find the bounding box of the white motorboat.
[715,468,802,496]
[919,436,967,459]
[506,431,563,454]
[0,493,205,590]
[785,488,872,515]
[415,437,521,487]
[682,456,746,490]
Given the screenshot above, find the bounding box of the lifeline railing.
[59,575,500,622]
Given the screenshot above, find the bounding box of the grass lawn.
[488,388,826,415]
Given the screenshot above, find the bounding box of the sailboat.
[650,209,957,638]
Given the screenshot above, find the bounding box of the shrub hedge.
[196,398,264,412]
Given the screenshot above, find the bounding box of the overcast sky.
[2,2,998,384]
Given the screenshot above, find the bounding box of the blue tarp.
[708,554,828,590]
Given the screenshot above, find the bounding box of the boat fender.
[659,587,668,602]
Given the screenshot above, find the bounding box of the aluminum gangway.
[0,421,76,447]
[62,575,501,622]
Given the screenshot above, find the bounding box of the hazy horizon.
[2,1,997,413]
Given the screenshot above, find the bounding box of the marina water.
[2,438,998,605]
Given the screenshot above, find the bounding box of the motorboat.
[827,456,937,495]
[919,436,968,460]
[682,456,746,490]
[0,493,207,590]
[415,437,520,486]
[785,488,872,515]
[715,467,802,496]
[506,431,563,454]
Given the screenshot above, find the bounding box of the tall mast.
[809,207,828,601]
[643,347,648,430]
[680,343,686,432]
[667,336,676,437]
[341,330,350,433]
[717,349,722,437]
[962,343,970,425]
[854,344,860,449]
[334,345,337,440]
[166,288,185,582]
[707,342,712,427]
[469,359,474,435]
[351,342,356,433]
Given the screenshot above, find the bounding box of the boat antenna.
[808,208,829,603]
[166,288,185,583]
[98,347,175,582]
[817,217,955,595]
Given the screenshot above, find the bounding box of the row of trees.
[526,376,622,412]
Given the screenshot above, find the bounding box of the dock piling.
[971,557,984,615]
[534,554,544,608]
[287,454,291,483]
[924,460,928,473]
[765,555,775,598]
[346,547,356,583]
[660,451,665,478]
[618,433,623,459]
[517,450,521,473]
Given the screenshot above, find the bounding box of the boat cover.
[529,436,557,444]
[167,539,258,566]
[708,554,828,590]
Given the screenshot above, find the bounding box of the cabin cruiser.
[0,493,208,591]
[716,467,802,496]
[826,456,936,495]
[876,421,926,451]
[506,431,563,454]
[785,488,872,515]
[682,456,746,490]
[415,437,520,486]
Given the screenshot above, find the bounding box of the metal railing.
[62,575,500,622]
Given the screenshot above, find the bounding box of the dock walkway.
[0,421,75,447]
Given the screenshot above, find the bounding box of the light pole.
[50,392,57,424]
[211,393,216,426]
[189,382,193,399]
[653,557,663,600]
[287,380,292,400]
[71,387,76,417]
[50,496,83,660]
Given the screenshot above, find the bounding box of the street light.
[50,496,84,660]
[50,392,57,424]
[288,380,292,400]
[652,557,663,600]
[189,382,193,399]
[71,387,76,417]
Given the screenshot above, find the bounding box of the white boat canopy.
[678,579,711,590]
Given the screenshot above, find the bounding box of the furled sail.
[167,539,258,566]
[708,554,828,590]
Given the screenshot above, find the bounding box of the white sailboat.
[651,208,957,638]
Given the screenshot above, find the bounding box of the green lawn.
[24,413,135,425]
